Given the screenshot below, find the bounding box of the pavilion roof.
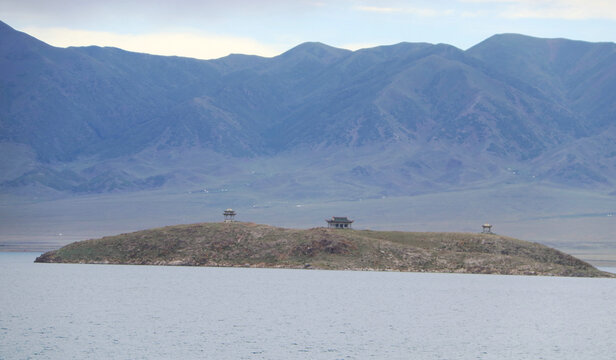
[327,216,353,223]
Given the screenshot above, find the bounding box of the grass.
[35,222,614,278]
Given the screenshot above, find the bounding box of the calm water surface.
[1,253,615,359]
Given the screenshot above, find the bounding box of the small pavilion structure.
[326,216,353,229]
[223,209,237,223]
[481,223,493,234]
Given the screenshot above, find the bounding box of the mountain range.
[1,20,615,198]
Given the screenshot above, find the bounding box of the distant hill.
[34,222,614,277]
[1,20,615,196]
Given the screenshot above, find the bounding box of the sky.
[1,0,615,60]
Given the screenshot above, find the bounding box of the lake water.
[1,253,615,360]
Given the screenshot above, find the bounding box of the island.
[35,222,614,277]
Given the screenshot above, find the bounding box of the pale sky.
[1,0,615,59]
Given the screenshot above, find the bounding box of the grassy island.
[35,222,614,277]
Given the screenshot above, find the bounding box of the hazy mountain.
[1,21,614,196]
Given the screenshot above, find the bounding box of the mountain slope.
[1,21,615,195]
[467,33,616,128]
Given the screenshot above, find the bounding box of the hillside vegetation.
[35,222,613,277]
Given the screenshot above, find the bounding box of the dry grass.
[35,222,614,278]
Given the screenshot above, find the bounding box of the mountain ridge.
[1,20,615,196]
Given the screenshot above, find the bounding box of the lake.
[1,253,615,359]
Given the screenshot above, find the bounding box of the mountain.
[1,21,615,196]
[34,222,613,277]
[468,33,616,127]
